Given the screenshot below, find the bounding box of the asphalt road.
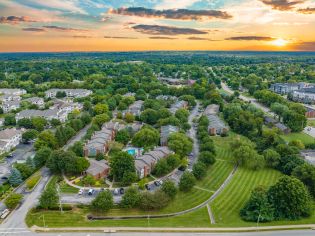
[0,229,314,235]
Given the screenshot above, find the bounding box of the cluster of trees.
[254,90,306,132]
[109,151,137,185]
[152,154,181,177]
[8,157,36,186]
[34,112,91,150]
[132,126,160,149]
[167,132,193,158]
[223,102,263,137]
[241,176,312,222]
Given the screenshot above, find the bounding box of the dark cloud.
[226,36,275,41]
[132,24,207,35]
[149,36,177,40]
[22,27,46,32]
[187,36,217,41]
[104,36,137,39]
[260,0,305,11]
[0,16,37,24]
[72,35,93,38]
[291,41,315,51]
[109,7,232,20]
[43,25,89,32]
[297,7,315,14]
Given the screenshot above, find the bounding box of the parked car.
[145,184,151,190]
[88,189,94,195]
[159,180,163,186]
[119,188,125,194]
[78,189,84,195]
[114,188,119,195]
[154,181,160,186]
[1,176,8,180]
[6,153,13,158]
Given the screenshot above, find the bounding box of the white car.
[78,189,84,195]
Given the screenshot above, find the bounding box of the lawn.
[26,206,211,228]
[280,132,314,145]
[307,119,315,127]
[211,167,282,227]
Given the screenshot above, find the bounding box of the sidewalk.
[31,224,315,233]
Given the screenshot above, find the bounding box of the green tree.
[132,127,160,149]
[31,117,47,131]
[179,172,196,192]
[263,149,281,168]
[82,175,96,186]
[268,176,312,220]
[115,129,131,145]
[93,113,110,127]
[240,186,274,222]
[5,193,23,209]
[140,109,159,125]
[292,163,315,197]
[94,103,109,114]
[17,118,33,129]
[15,163,33,180]
[192,161,207,180]
[139,190,170,210]
[175,108,189,123]
[161,180,177,199]
[22,129,38,143]
[4,113,16,126]
[39,185,59,209]
[33,147,52,168]
[168,132,193,157]
[34,130,58,150]
[124,112,135,123]
[91,190,113,212]
[198,151,216,166]
[120,187,141,208]
[8,168,23,186]
[70,141,84,157]
[110,151,135,182]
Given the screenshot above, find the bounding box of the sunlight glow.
[271,38,288,47]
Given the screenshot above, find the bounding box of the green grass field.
[26,134,315,228]
[281,132,314,145]
[211,168,282,227]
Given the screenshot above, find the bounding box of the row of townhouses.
[0,128,22,155]
[122,100,144,116]
[45,89,92,98]
[203,104,229,135]
[135,146,173,179]
[169,100,188,114]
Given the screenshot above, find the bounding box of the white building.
[24,97,44,108]
[0,129,22,154]
[0,89,26,96]
[1,100,20,113]
[45,89,92,98]
[292,88,315,103]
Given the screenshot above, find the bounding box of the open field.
[281,132,314,145]
[211,168,282,227]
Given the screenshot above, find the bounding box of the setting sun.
[271,38,289,47]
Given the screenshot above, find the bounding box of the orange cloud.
[0,16,37,24]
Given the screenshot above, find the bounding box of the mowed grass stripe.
[211,168,282,226]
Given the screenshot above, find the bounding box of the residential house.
[0,128,22,154]
[160,125,179,146]
[0,94,21,102]
[135,146,173,179]
[169,100,188,114]
[1,100,20,113]
[263,115,290,134]
[45,89,92,98]
[203,104,228,135]
[86,159,110,179]
[124,100,144,116]
[305,105,315,118]
[292,88,315,103]
[24,97,44,108]
[156,95,177,101]
[83,121,122,157]
[0,89,26,96]
[270,82,312,94]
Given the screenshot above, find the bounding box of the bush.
[26,173,41,190]
[161,180,177,199]
[192,162,207,180]
[198,151,216,166]
[91,190,113,212]
[139,190,170,210]
[120,187,141,208]
[179,172,196,192]
[5,193,23,209]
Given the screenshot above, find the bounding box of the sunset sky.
[0,0,315,52]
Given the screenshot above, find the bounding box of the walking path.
[31,224,315,233]
[207,204,215,224]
